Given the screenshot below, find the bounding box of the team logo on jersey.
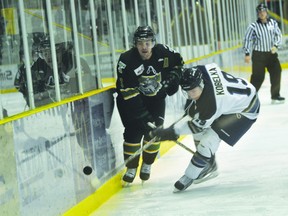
[163,57,169,68]
[138,74,161,96]
[134,64,144,76]
[146,66,157,75]
[118,61,126,74]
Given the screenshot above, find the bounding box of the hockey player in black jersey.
[116,26,184,185]
[150,63,260,192]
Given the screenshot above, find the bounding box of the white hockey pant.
[185,128,221,179]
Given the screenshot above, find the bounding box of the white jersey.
[175,63,259,134]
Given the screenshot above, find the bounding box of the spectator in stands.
[14,38,74,107]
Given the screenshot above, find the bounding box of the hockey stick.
[147,122,195,155]
[121,114,190,167]
[95,136,158,185]
[95,114,192,187]
[123,136,158,165]
[174,140,195,154]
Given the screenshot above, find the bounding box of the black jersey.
[15,58,67,95]
[116,44,183,120]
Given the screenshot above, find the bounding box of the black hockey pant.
[211,113,257,146]
[251,50,282,98]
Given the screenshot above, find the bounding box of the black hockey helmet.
[133,26,156,45]
[39,39,51,51]
[38,39,64,63]
[180,67,204,91]
[39,39,51,50]
[39,39,64,52]
[256,3,268,13]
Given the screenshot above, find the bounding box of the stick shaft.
[124,136,157,165]
[97,136,157,184]
[174,140,195,154]
[97,115,192,186]
[147,122,195,155]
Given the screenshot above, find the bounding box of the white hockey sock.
[184,162,204,179]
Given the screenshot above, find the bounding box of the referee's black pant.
[251,50,282,99]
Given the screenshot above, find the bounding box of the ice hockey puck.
[83,166,92,175]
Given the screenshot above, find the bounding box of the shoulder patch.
[163,57,169,68]
[134,64,144,76]
[117,61,126,74]
[118,61,126,69]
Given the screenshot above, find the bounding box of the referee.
[243,3,285,104]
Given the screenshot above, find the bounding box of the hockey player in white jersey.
[150,63,260,192]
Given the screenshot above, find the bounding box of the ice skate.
[271,96,285,104]
[193,158,219,184]
[140,162,151,183]
[173,175,193,192]
[122,168,137,187]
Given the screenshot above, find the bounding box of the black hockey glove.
[162,69,182,96]
[150,126,179,141]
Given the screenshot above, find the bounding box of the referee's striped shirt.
[243,18,282,55]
